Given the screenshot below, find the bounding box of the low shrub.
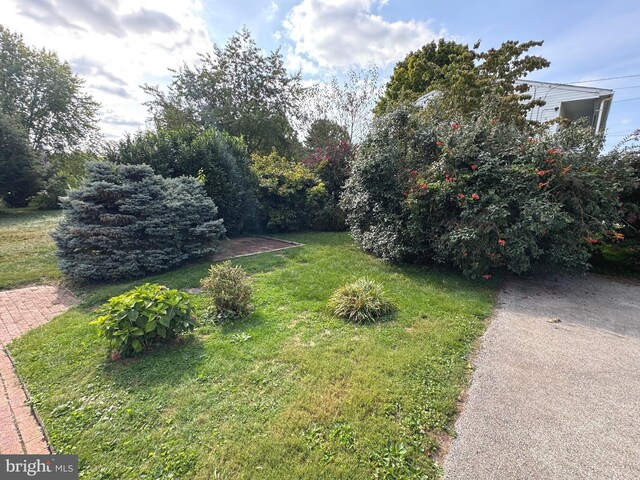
[343,107,628,278]
[200,262,253,321]
[328,278,395,323]
[52,161,226,281]
[92,284,196,357]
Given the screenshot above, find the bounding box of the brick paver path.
[0,285,78,454]
[212,236,301,261]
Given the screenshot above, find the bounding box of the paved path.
[0,285,78,454]
[213,236,300,261]
[444,274,640,480]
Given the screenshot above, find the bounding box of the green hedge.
[107,126,257,236]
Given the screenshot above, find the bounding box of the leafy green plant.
[302,140,355,231]
[92,283,196,357]
[328,277,395,323]
[251,149,327,232]
[200,262,253,321]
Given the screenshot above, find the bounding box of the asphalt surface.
[444,274,640,480]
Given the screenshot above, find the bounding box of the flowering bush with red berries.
[342,107,628,277]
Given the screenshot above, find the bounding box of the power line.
[607,132,638,137]
[567,74,640,84]
[607,131,638,136]
[614,85,640,90]
[613,97,640,103]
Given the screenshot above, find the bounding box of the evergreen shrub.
[0,114,40,207]
[52,161,225,281]
[106,126,257,235]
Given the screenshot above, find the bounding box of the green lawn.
[0,208,62,289]
[9,232,495,479]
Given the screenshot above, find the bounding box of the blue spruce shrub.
[52,161,225,281]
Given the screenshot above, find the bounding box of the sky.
[2,0,639,149]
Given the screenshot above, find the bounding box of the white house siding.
[515,80,614,131]
[415,79,614,133]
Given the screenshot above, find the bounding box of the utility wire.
[567,74,640,84]
[612,97,640,103]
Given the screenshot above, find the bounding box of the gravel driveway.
[444,274,640,480]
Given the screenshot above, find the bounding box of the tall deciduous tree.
[144,28,305,158]
[309,66,381,143]
[377,39,550,126]
[431,40,551,125]
[0,25,100,153]
[375,40,474,115]
[0,114,40,206]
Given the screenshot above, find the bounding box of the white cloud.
[264,1,279,21]
[284,45,321,76]
[3,0,212,140]
[282,0,443,71]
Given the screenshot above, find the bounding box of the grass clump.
[328,277,395,323]
[200,261,253,322]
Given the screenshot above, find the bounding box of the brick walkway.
[212,236,301,261]
[0,285,78,454]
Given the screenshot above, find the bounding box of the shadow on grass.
[99,308,273,391]
[216,310,268,335]
[589,241,640,279]
[75,249,292,307]
[100,335,206,389]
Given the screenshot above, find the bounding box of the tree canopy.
[143,28,305,158]
[0,113,40,206]
[376,39,551,126]
[304,119,349,151]
[375,40,473,115]
[0,25,100,153]
[431,40,551,125]
[309,66,381,143]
